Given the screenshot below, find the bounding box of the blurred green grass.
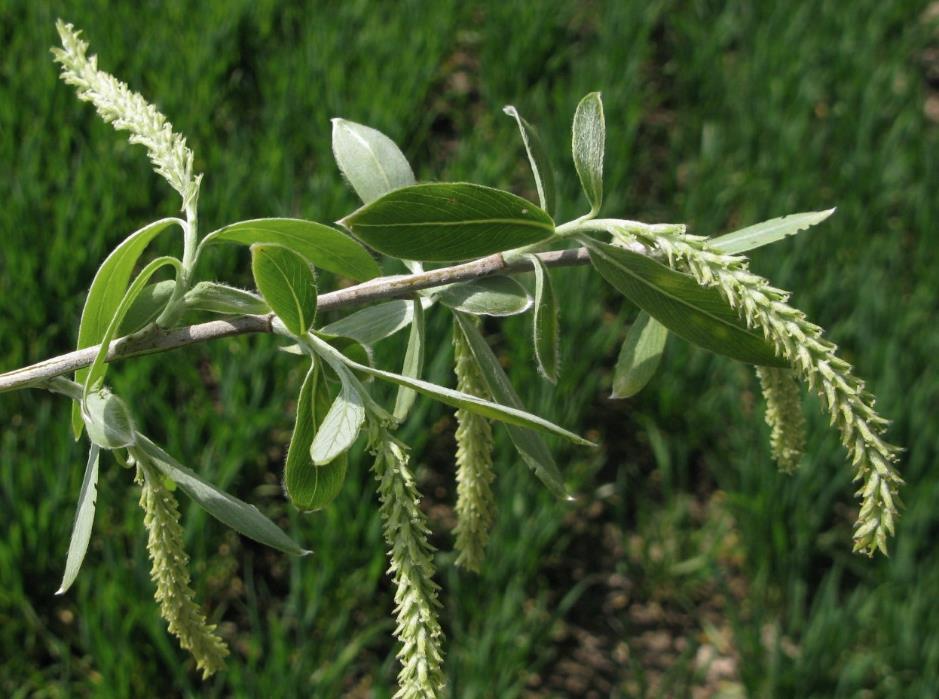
[1,1,936,696]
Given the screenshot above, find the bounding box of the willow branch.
[0,247,595,393]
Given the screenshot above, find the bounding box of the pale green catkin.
[135,463,228,678]
[756,366,806,473]
[631,227,902,556]
[52,21,201,209]
[452,319,496,572]
[372,434,445,699]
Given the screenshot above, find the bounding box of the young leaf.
[56,444,101,595]
[503,106,557,217]
[82,388,136,449]
[612,311,668,398]
[118,280,177,334]
[339,183,555,262]
[571,92,605,216]
[284,363,348,510]
[320,298,426,346]
[710,208,836,255]
[134,435,309,556]
[331,118,416,204]
[585,239,787,367]
[453,312,570,497]
[393,299,425,421]
[203,218,380,281]
[436,276,532,317]
[305,333,591,449]
[72,217,183,438]
[250,244,317,337]
[526,255,560,382]
[309,366,366,466]
[183,282,270,316]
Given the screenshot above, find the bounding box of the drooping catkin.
[756,366,806,473]
[371,434,445,699]
[52,21,201,209]
[452,319,496,572]
[135,462,228,678]
[629,227,902,556]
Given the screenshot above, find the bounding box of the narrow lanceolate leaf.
[56,444,101,595]
[319,298,427,346]
[284,363,348,510]
[503,105,557,216]
[203,218,380,281]
[82,388,136,449]
[250,244,317,337]
[571,92,605,216]
[309,366,366,466]
[331,118,416,204]
[306,332,591,450]
[340,183,555,262]
[612,311,668,398]
[585,239,787,367]
[119,280,176,334]
[711,209,836,255]
[72,217,183,438]
[393,299,425,421]
[183,282,269,316]
[135,435,309,556]
[526,255,560,382]
[453,311,571,497]
[436,276,532,317]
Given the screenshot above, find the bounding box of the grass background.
[1,1,937,696]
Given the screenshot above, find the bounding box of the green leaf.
[340,183,555,262]
[82,388,136,449]
[284,363,348,511]
[503,106,557,217]
[56,444,100,595]
[585,239,787,367]
[612,312,668,398]
[393,299,425,421]
[331,118,416,204]
[309,364,366,466]
[203,218,380,281]
[526,255,560,382]
[306,333,591,451]
[436,276,532,317]
[571,92,605,216]
[710,209,836,255]
[250,244,317,337]
[453,312,570,497]
[319,299,423,346]
[83,256,182,400]
[118,280,177,335]
[72,217,183,438]
[183,282,269,316]
[135,435,309,556]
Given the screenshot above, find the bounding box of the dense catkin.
[756,367,806,473]
[372,435,445,699]
[629,227,902,555]
[135,464,228,678]
[52,21,200,209]
[452,319,496,572]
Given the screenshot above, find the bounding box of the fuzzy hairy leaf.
[72,217,183,438]
[135,435,309,556]
[711,209,836,255]
[503,106,556,216]
[118,280,177,334]
[319,298,429,346]
[331,118,415,204]
[527,255,560,382]
[309,367,366,466]
[612,311,668,398]
[586,239,787,367]
[183,282,269,316]
[572,92,605,216]
[393,299,425,421]
[204,218,380,281]
[56,444,101,595]
[250,244,317,337]
[82,388,136,449]
[436,276,532,317]
[340,183,554,262]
